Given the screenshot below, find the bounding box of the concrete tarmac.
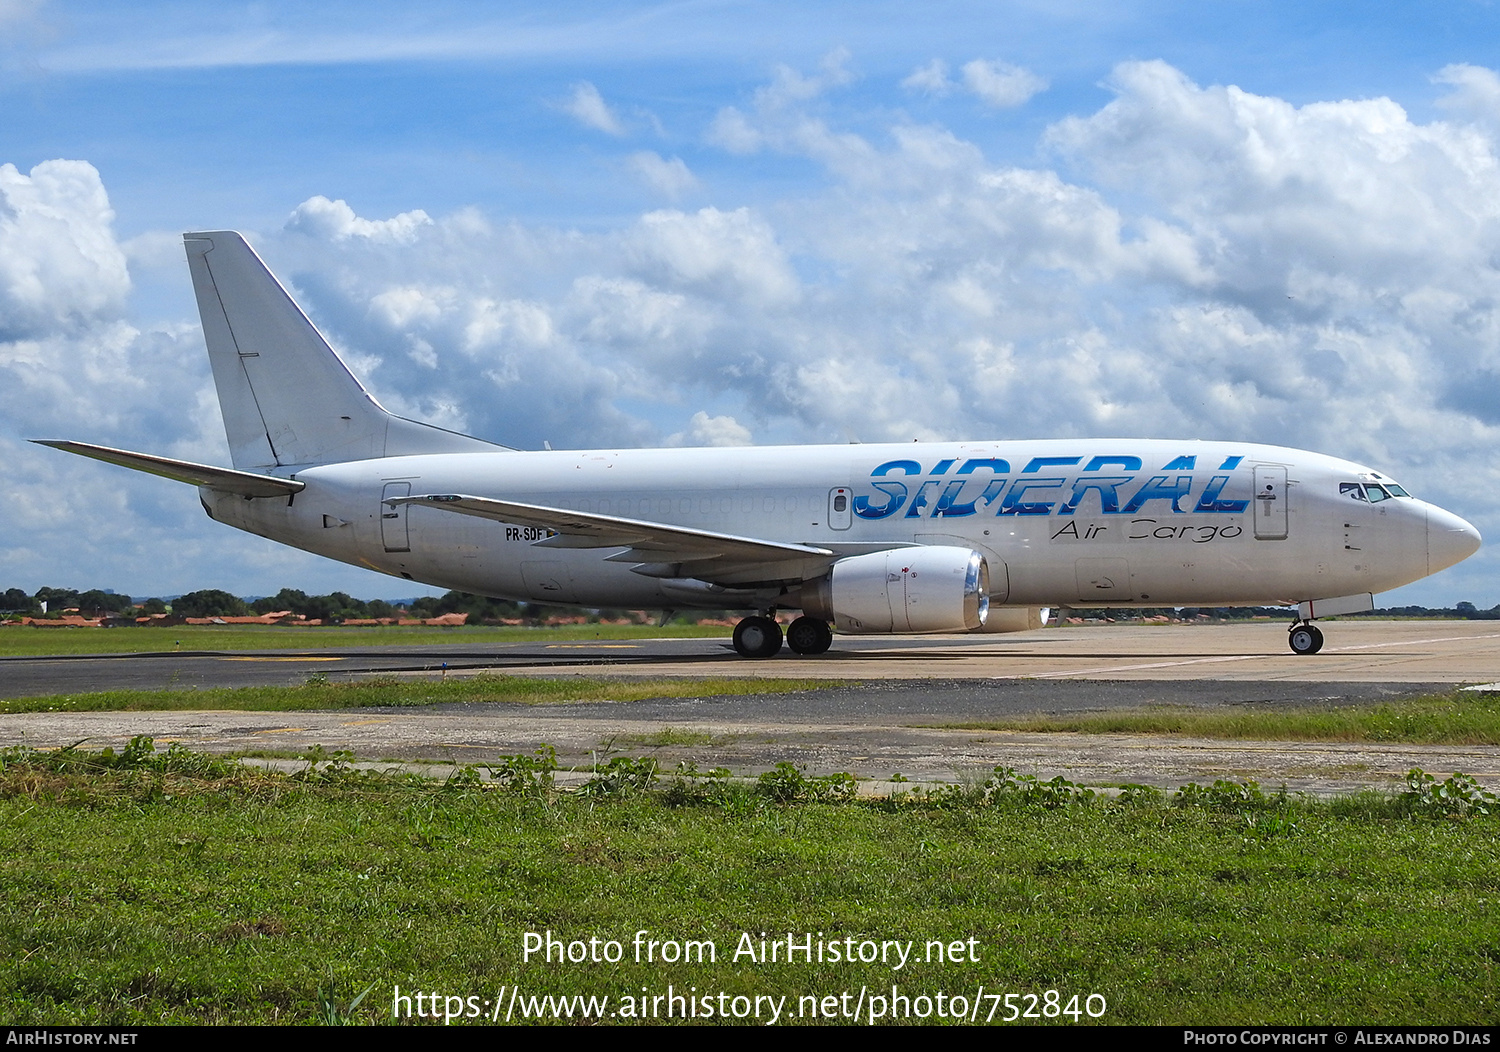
[2,620,1496,794]
[3,619,1498,698]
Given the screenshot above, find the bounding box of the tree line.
[0,586,635,625]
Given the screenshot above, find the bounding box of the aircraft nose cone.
[1428,505,1482,574]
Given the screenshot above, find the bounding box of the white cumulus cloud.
[1435,63,1500,135]
[286,195,432,243]
[902,58,953,95]
[0,159,129,339]
[627,207,798,306]
[961,59,1047,108]
[667,411,753,447]
[628,151,700,200]
[564,81,625,136]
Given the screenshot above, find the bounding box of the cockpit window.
[1344,481,1412,501]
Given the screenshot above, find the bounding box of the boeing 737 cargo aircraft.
[38,232,1482,658]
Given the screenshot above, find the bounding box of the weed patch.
[1398,768,1499,818]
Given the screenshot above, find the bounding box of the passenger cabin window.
[833,494,847,512]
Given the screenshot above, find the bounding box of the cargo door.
[1075,557,1133,601]
[521,561,579,604]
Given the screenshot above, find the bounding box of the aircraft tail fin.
[184,231,502,470]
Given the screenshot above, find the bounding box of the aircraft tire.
[1288,624,1324,656]
[786,616,833,656]
[733,616,784,658]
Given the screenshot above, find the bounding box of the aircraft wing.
[34,440,305,498]
[390,493,836,582]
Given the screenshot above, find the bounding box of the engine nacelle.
[800,546,989,634]
[971,607,1051,633]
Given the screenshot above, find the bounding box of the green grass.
[0,622,730,658]
[938,690,1500,745]
[0,747,1495,1026]
[0,675,839,714]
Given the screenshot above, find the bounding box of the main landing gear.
[731,615,833,658]
[732,616,782,658]
[785,615,833,655]
[1288,621,1324,656]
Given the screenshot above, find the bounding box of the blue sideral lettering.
[854,455,1251,520]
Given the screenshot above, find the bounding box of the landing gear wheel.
[733,616,784,658]
[785,616,833,656]
[1288,623,1324,656]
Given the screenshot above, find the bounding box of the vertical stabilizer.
[185,231,500,470]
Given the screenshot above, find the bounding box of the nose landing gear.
[1288,622,1324,655]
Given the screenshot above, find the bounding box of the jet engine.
[799,546,989,633]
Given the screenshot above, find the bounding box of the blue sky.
[3,0,1500,605]
[14,3,1495,230]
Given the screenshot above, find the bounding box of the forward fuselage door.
[1253,465,1288,540]
[381,481,412,552]
[828,487,852,530]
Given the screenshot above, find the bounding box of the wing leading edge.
[390,493,838,584]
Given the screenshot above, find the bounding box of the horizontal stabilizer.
[389,493,835,565]
[34,440,305,498]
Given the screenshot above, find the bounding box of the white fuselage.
[201,438,1475,611]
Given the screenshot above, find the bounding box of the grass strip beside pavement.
[936,689,1500,745]
[0,676,840,714]
[0,622,730,658]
